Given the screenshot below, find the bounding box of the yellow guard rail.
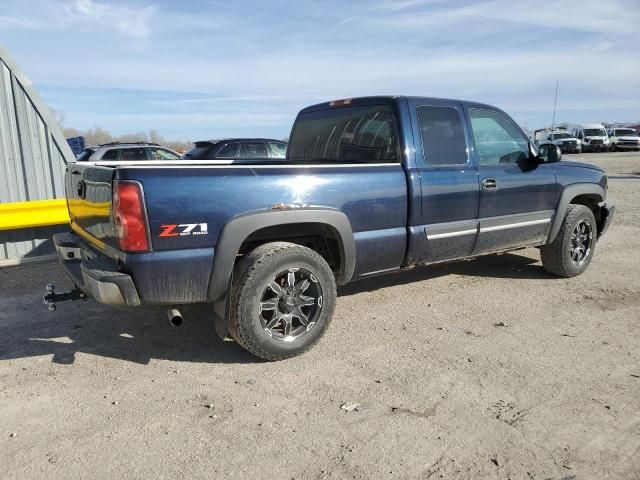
[0,199,69,231]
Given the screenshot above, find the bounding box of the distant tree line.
[62,126,193,153]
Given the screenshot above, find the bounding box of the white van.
[571,124,609,152]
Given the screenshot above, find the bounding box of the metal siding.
[0,47,74,263]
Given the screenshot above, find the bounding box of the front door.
[466,107,559,254]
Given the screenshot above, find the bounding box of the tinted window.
[215,142,239,158]
[119,148,148,161]
[417,106,468,166]
[183,142,214,159]
[288,105,398,163]
[149,148,179,160]
[242,142,268,158]
[470,109,529,165]
[268,141,287,158]
[101,149,119,160]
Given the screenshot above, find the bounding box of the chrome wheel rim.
[259,268,322,342]
[570,219,593,266]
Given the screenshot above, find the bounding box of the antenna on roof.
[551,80,559,130]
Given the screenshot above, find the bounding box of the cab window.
[469,109,529,165]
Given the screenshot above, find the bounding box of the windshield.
[550,133,572,140]
[583,128,606,137]
[615,129,638,136]
[288,104,398,163]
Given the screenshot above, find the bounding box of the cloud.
[0,0,155,39]
[70,0,155,38]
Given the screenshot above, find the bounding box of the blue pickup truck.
[47,96,614,360]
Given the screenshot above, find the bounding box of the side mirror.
[537,143,562,163]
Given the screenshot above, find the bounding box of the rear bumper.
[54,232,215,305]
[54,233,140,306]
[598,202,615,238]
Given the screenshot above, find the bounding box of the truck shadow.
[0,295,258,365]
[339,252,549,296]
[1,252,547,366]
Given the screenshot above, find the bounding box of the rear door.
[465,107,559,254]
[407,98,480,264]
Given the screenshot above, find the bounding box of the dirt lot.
[1,151,639,479]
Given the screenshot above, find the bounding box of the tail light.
[113,180,149,252]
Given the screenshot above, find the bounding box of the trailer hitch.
[44,284,87,311]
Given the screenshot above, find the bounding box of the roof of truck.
[195,138,287,144]
[298,95,501,114]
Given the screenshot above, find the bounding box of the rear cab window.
[288,104,398,163]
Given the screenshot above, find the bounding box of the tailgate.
[65,163,118,249]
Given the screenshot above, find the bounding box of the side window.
[119,148,148,161]
[417,106,468,166]
[101,149,119,160]
[215,142,239,159]
[469,109,529,165]
[268,142,287,158]
[242,142,268,158]
[148,148,179,160]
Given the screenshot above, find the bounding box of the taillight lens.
[113,181,149,252]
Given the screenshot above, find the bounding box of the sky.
[1,0,639,141]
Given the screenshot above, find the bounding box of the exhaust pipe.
[168,308,183,327]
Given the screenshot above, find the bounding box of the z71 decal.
[159,223,208,237]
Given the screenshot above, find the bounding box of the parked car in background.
[181,138,288,160]
[537,130,582,153]
[571,124,609,152]
[76,142,181,162]
[49,96,614,360]
[608,128,640,151]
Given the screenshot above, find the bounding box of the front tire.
[541,205,597,278]
[228,242,337,361]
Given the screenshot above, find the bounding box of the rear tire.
[541,205,597,278]
[228,242,336,361]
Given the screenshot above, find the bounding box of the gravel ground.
[1,151,639,479]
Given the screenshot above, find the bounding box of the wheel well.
[237,223,344,281]
[570,194,604,233]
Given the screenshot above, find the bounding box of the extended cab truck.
[48,96,615,360]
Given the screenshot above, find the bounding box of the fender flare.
[547,183,605,243]
[207,208,356,301]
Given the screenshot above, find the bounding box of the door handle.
[482,178,497,191]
